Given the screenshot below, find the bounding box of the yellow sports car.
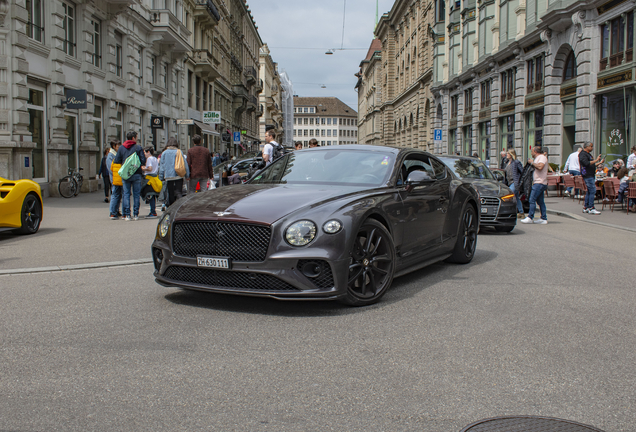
[0,177,43,234]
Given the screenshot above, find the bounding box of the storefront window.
[449,129,456,154]
[479,121,491,166]
[526,109,544,159]
[463,125,473,155]
[599,90,631,160]
[93,102,102,178]
[500,115,514,152]
[28,87,46,180]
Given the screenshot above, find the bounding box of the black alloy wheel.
[16,193,41,234]
[447,204,478,264]
[342,219,395,306]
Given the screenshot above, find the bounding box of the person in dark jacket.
[499,151,509,170]
[505,149,524,217]
[113,131,146,221]
[186,134,214,194]
[579,141,604,215]
[97,147,111,203]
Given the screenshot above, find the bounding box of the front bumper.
[152,244,350,301]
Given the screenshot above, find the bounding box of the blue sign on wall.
[434,129,442,141]
[233,132,241,143]
[24,157,29,168]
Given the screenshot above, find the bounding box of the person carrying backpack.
[263,130,282,166]
[158,137,189,211]
[113,131,146,221]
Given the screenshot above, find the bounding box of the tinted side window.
[431,159,447,180]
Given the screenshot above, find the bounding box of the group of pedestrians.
[98,132,216,221]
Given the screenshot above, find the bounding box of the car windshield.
[438,157,494,180]
[249,150,395,186]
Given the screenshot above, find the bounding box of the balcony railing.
[244,66,257,83]
[480,99,491,109]
[194,0,220,21]
[526,80,543,94]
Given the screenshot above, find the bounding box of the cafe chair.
[546,175,560,197]
[573,176,587,204]
[562,175,576,199]
[601,181,619,212]
[627,183,636,215]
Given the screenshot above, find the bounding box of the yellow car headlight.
[159,214,170,238]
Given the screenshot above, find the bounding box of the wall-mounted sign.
[151,115,164,129]
[24,156,29,168]
[65,89,87,109]
[202,111,221,124]
[177,119,194,125]
[525,95,545,108]
[597,70,633,89]
[221,133,231,142]
[233,132,241,143]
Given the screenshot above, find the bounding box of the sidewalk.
[543,191,636,232]
[0,191,159,271]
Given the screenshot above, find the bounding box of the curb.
[0,258,153,276]
[546,208,636,233]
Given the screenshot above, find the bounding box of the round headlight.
[159,214,170,238]
[285,220,317,246]
[323,220,342,234]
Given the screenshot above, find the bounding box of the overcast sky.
[249,0,396,112]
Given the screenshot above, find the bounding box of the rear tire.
[447,204,478,264]
[58,176,77,198]
[340,219,396,306]
[15,193,41,234]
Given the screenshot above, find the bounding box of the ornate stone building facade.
[0,0,263,196]
[258,44,283,142]
[432,0,634,167]
[356,0,436,151]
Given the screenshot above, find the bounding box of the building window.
[321,129,325,136]
[501,68,516,102]
[26,0,44,42]
[450,95,459,118]
[62,2,76,56]
[91,20,101,68]
[600,13,634,70]
[310,118,314,125]
[173,71,179,97]
[310,107,315,113]
[526,109,544,155]
[162,63,168,88]
[195,76,200,110]
[599,90,631,159]
[500,115,514,151]
[309,129,314,136]
[480,81,491,109]
[499,0,519,45]
[136,47,143,85]
[437,0,446,22]
[563,52,576,82]
[188,70,193,108]
[321,118,325,125]
[479,121,491,164]
[304,129,308,136]
[464,88,473,114]
[526,55,544,93]
[303,118,308,125]
[327,118,331,125]
[478,2,495,59]
[151,56,157,85]
[327,130,331,137]
[463,125,473,155]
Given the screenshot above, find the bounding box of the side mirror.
[493,171,505,183]
[406,170,433,185]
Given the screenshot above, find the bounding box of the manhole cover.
[461,416,606,432]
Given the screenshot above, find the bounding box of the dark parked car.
[438,155,517,233]
[152,145,480,306]
[213,156,263,186]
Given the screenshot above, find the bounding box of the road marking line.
[0,259,153,276]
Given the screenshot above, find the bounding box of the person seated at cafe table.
[608,159,623,177]
[616,163,631,205]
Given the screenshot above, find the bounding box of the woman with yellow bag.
[141,146,161,218]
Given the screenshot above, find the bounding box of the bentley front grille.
[163,266,299,292]
[172,222,270,262]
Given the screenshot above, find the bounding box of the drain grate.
[461,416,606,432]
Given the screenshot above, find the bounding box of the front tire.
[447,204,478,264]
[15,193,41,234]
[340,219,396,306]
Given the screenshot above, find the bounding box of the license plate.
[197,256,230,269]
[481,207,488,214]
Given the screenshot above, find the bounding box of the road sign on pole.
[233,132,241,144]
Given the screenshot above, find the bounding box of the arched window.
[563,52,576,82]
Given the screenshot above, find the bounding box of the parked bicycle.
[58,167,84,198]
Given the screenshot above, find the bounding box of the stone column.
[575,12,592,148]
[514,61,525,158]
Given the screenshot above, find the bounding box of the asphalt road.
[1,208,635,431]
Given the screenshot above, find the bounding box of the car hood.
[462,179,510,197]
[174,184,366,225]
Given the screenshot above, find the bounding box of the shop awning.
[193,120,220,136]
